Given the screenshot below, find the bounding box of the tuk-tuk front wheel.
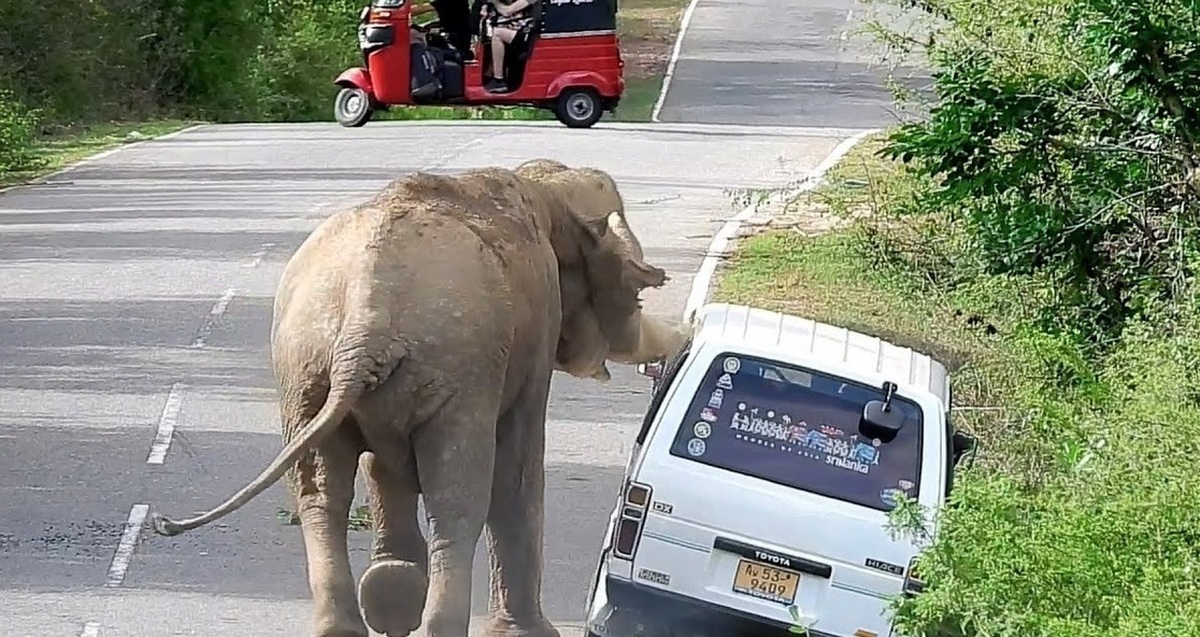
[554,88,603,128]
[334,87,374,128]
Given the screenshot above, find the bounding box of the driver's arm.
[411,3,437,15]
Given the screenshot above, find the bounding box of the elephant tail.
[148,381,361,537]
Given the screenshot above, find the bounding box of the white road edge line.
[146,382,186,465]
[681,128,880,323]
[105,504,149,587]
[650,0,702,123]
[79,621,101,637]
[0,124,206,196]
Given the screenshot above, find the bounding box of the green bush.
[870,0,1200,344]
[885,306,1200,637]
[0,0,371,128]
[241,0,365,122]
[0,88,47,177]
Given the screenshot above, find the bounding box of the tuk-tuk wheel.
[554,88,603,128]
[334,87,374,128]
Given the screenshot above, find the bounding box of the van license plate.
[732,559,799,604]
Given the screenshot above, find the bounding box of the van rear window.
[667,352,924,511]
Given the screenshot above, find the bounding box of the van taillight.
[611,481,651,560]
[902,555,925,596]
[626,482,650,507]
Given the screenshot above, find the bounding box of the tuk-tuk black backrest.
[539,0,616,35]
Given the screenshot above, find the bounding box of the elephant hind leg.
[412,390,503,637]
[286,404,368,637]
[358,449,428,636]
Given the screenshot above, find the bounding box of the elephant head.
[522,162,690,381]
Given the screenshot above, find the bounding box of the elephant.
[147,160,690,637]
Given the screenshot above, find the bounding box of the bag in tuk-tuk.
[410,39,443,98]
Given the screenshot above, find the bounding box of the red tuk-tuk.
[333,0,624,128]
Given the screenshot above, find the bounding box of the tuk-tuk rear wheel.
[334,87,374,128]
[554,88,603,128]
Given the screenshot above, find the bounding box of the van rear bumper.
[590,575,839,637]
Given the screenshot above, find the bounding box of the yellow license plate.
[732,559,800,604]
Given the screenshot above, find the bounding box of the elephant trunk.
[606,311,691,364]
[149,382,361,536]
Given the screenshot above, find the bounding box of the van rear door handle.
[714,537,833,579]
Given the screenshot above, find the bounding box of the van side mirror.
[951,430,978,467]
[860,381,905,443]
[636,361,664,381]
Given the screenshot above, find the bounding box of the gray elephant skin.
[147,159,689,637]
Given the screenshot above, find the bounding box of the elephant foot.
[313,603,370,637]
[358,559,428,636]
[484,616,561,637]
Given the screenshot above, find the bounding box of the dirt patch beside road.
[618,0,688,77]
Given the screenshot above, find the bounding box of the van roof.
[692,303,951,410]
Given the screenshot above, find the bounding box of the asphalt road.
[0,121,860,637]
[654,0,932,126]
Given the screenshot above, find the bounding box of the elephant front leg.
[483,371,559,637]
[358,450,428,637]
[289,431,367,637]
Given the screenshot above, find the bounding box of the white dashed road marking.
[146,382,186,465]
[79,621,101,637]
[190,286,237,348]
[244,242,275,268]
[105,504,149,587]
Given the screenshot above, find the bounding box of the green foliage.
[871,0,1200,343]
[0,0,545,130]
[882,308,1200,637]
[0,88,48,177]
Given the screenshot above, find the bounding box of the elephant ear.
[582,211,667,291]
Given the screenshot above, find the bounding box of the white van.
[582,303,977,637]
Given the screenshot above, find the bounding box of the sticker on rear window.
[668,353,924,511]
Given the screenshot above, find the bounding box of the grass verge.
[0,119,202,188]
[611,0,689,121]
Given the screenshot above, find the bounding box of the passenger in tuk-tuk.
[483,0,541,92]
